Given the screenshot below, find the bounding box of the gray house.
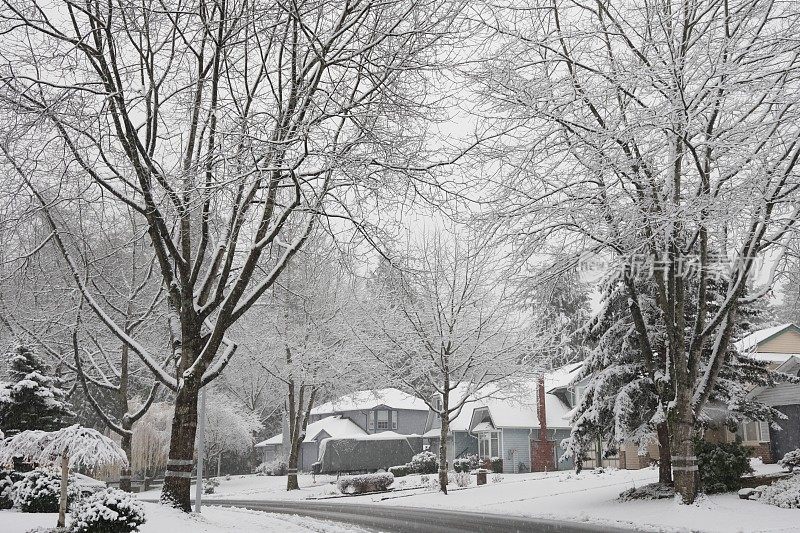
[256,388,429,472]
[746,355,800,462]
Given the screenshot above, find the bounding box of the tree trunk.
[58,453,69,528]
[438,392,449,494]
[120,430,133,492]
[656,421,672,485]
[672,403,697,503]
[160,380,200,511]
[286,439,301,490]
[217,453,222,478]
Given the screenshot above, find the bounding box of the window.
[573,385,585,407]
[741,420,770,443]
[478,431,500,458]
[392,411,398,430]
[377,410,389,430]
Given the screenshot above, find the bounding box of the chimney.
[531,373,555,472]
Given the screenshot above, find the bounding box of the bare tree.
[358,226,535,494]
[0,0,463,509]
[475,0,800,503]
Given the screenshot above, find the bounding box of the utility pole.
[195,386,206,513]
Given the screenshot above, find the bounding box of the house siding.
[501,428,531,473]
[758,329,800,353]
[453,430,478,459]
[770,404,800,461]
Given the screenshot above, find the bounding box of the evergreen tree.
[0,344,73,435]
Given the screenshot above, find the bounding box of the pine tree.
[0,344,73,435]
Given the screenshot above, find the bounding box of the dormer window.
[372,409,397,431]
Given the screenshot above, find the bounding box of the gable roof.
[545,361,585,393]
[255,415,366,447]
[467,386,572,430]
[310,388,428,415]
[734,323,800,355]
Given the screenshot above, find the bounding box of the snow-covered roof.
[255,415,366,447]
[734,324,800,353]
[468,387,572,430]
[545,361,585,392]
[310,388,428,415]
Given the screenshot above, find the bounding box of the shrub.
[759,475,800,508]
[452,472,471,488]
[453,458,467,473]
[694,439,753,494]
[389,465,411,477]
[778,449,800,472]
[491,474,504,483]
[490,457,503,473]
[69,488,146,533]
[409,451,438,474]
[0,469,22,510]
[255,458,288,476]
[14,469,81,513]
[203,478,219,494]
[619,482,674,502]
[336,473,394,494]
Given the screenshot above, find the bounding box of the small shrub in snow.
[203,478,219,494]
[336,472,394,494]
[453,454,480,473]
[695,439,753,493]
[778,449,800,472]
[69,488,145,533]
[491,474,504,483]
[420,475,430,485]
[409,451,438,474]
[14,469,80,513]
[255,459,287,476]
[758,475,800,508]
[490,457,503,473]
[453,472,471,488]
[618,483,674,502]
[0,469,22,510]
[388,465,411,477]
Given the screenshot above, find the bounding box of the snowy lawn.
[138,459,798,532]
[0,501,370,532]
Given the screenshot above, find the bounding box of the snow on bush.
[203,478,219,494]
[758,475,800,509]
[336,472,394,494]
[778,449,800,472]
[618,482,674,502]
[69,488,146,533]
[0,469,21,509]
[388,465,411,477]
[255,458,287,476]
[452,472,471,488]
[409,451,438,474]
[14,469,80,513]
[490,457,503,473]
[453,454,480,473]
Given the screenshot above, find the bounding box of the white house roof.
[310,388,428,415]
[545,361,585,392]
[255,415,366,447]
[469,388,572,430]
[734,323,796,352]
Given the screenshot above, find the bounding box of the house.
[255,415,365,471]
[422,366,579,475]
[706,323,800,463]
[256,388,429,472]
[309,388,429,435]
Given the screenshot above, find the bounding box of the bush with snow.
[255,458,287,476]
[14,469,80,513]
[336,472,394,494]
[203,478,219,494]
[758,475,800,509]
[409,451,438,474]
[490,457,503,473]
[453,454,480,473]
[695,439,753,493]
[0,469,22,509]
[778,449,800,472]
[619,482,674,501]
[69,488,146,533]
[452,472,471,488]
[388,465,410,477]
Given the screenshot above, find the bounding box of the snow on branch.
[0,425,128,470]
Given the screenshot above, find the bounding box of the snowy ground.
[135,459,799,532]
[0,502,371,533]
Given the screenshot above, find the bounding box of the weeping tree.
[0,425,127,528]
[0,0,467,510]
